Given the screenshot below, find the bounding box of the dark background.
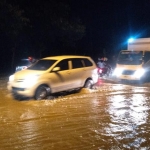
[1,0,150,73]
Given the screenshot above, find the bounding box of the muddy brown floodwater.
[0,76,150,150]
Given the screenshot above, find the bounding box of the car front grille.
[122,70,135,75]
[14,79,24,82]
[12,87,25,92]
[17,79,24,82]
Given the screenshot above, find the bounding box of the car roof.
[42,55,91,60]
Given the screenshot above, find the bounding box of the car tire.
[12,93,20,100]
[34,86,48,100]
[84,80,93,89]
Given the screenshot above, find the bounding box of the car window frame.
[53,59,70,71]
[71,58,84,69]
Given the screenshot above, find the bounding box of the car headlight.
[133,69,145,78]
[112,68,124,77]
[23,75,40,87]
[9,75,14,82]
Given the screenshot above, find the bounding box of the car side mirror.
[52,67,60,72]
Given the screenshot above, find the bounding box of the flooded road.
[0,76,150,150]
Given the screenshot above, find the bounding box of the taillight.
[99,69,102,73]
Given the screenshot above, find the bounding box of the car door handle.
[67,71,71,74]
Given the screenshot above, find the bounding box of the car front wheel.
[34,86,48,100]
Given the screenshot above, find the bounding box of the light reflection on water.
[106,87,150,149]
[0,81,150,149]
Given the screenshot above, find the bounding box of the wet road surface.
[0,76,150,149]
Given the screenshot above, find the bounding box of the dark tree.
[20,0,85,57]
[0,0,85,73]
[0,0,29,72]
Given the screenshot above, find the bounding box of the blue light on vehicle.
[128,38,134,43]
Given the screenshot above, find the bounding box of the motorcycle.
[97,65,112,77]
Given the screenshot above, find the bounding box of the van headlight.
[113,68,124,77]
[9,75,14,82]
[133,69,145,78]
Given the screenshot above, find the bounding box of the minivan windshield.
[117,51,143,65]
[28,59,57,70]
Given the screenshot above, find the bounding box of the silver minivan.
[8,55,98,100]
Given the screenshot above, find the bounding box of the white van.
[7,55,98,100]
[113,38,150,81]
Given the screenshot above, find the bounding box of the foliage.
[0,0,85,72]
[23,0,85,56]
[0,0,29,40]
[0,0,29,72]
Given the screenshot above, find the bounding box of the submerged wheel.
[12,93,22,100]
[34,86,48,100]
[84,80,93,89]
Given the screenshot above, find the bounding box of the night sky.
[1,0,150,73]
[69,0,150,54]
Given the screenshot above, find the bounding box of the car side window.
[72,58,84,69]
[144,52,150,63]
[55,59,69,71]
[83,58,93,67]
